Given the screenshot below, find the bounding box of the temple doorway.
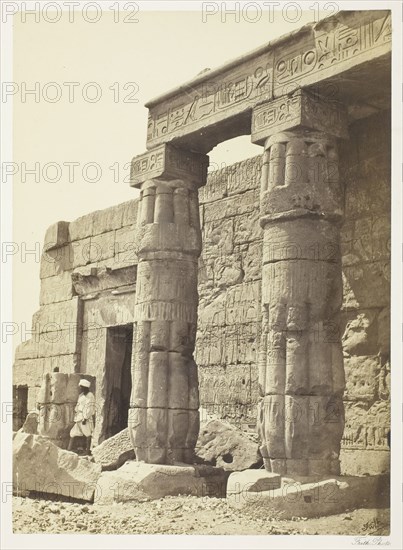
[103,324,134,440]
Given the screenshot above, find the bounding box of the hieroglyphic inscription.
[145,12,390,148]
[251,90,348,144]
[273,12,391,94]
[146,53,273,148]
[130,144,209,187]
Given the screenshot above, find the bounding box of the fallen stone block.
[195,417,262,471]
[21,412,38,434]
[227,474,390,519]
[13,432,101,502]
[95,461,229,505]
[92,428,135,470]
[227,469,281,495]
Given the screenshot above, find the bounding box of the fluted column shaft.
[252,91,348,476]
[128,145,208,464]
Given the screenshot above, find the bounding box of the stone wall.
[338,112,391,474]
[13,199,139,424]
[13,111,390,473]
[196,157,263,428]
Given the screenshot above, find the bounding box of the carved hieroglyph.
[128,145,209,464]
[252,90,348,476]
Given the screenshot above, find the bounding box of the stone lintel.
[145,11,390,150]
[251,90,348,145]
[130,144,209,189]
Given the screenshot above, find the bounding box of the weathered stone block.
[66,237,92,269]
[213,255,244,288]
[252,90,348,144]
[82,291,135,328]
[14,338,40,361]
[50,354,79,374]
[36,373,95,446]
[39,271,74,305]
[35,328,80,358]
[204,189,258,223]
[199,169,228,204]
[37,402,75,441]
[227,475,389,519]
[95,461,227,504]
[92,204,124,235]
[27,387,40,412]
[68,212,95,242]
[43,221,69,251]
[344,356,380,401]
[227,470,281,495]
[32,297,80,334]
[121,199,139,227]
[131,145,209,188]
[40,246,69,279]
[92,428,135,470]
[226,156,262,196]
[233,210,261,245]
[195,417,261,471]
[13,432,102,501]
[72,265,136,295]
[89,231,115,263]
[80,327,107,375]
[340,449,390,475]
[13,358,46,387]
[342,310,378,356]
[21,412,38,434]
[37,372,68,404]
[115,226,137,265]
[203,218,234,256]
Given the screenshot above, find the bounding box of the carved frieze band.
[145,12,390,148]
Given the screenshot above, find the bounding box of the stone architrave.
[251,90,348,476]
[128,144,209,464]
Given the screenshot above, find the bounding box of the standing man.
[68,379,95,455]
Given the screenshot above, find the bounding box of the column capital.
[251,89,348,145]
[130,144,209,189]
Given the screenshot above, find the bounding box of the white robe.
[70,391,95,438]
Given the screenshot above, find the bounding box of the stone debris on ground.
[12,495,390,535]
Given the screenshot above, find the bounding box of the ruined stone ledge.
[95,461,229,504]
[72,265,137,295]
[227,471,389,519]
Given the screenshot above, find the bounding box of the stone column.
[129,144,209,464]
[251,90,348,476]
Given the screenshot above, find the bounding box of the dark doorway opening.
[13,385,28,431]
[103,324,133,440]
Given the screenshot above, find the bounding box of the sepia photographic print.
[1,1,402,549]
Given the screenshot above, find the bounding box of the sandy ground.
[13,494,389,536]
